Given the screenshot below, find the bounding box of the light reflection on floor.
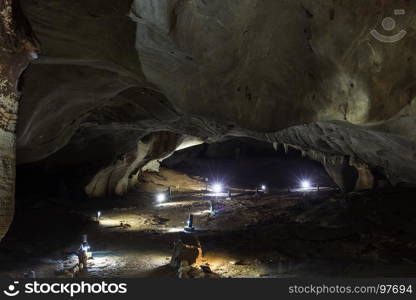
[155,200,207,208]
[36,186,339,278]
[86,251,170,278]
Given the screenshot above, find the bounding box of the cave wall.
[131,0,416,134]
[0,0,35,240]
[13,0,416,158]
[262,121,416,186]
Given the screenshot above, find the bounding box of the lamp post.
[156,193,166,203]
[184,214,195,232]
[301,180,311,189]
[78,234,90,267]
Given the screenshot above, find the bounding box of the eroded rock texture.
[0,0,35,240]
[2,0,416,203]
[85,132,205,197]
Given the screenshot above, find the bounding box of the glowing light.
[166,227,184,233]
[193,210,212,216]
[99,219,119,226]
[301,180,311,189]
[212,183,223,193]
[261,185,266,191]
[156,200,200,207]
[80,243,90,252]
[97,211,101,218]
[156,193,166,202]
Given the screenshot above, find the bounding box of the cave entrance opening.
[160,137,335,193]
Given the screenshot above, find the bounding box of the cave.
[1,0,416,281]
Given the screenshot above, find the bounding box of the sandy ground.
[1,168,416,278]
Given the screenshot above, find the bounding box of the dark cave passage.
[162,138,335,190]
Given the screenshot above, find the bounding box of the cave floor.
[1,169,416,278]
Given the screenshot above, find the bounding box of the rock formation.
[0,0,35,240]
[85,131,203,197]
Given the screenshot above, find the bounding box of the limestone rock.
[0,0,36,241]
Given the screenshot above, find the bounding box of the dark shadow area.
[163,138,335,189]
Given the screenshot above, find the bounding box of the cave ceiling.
[14,0,416,185]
